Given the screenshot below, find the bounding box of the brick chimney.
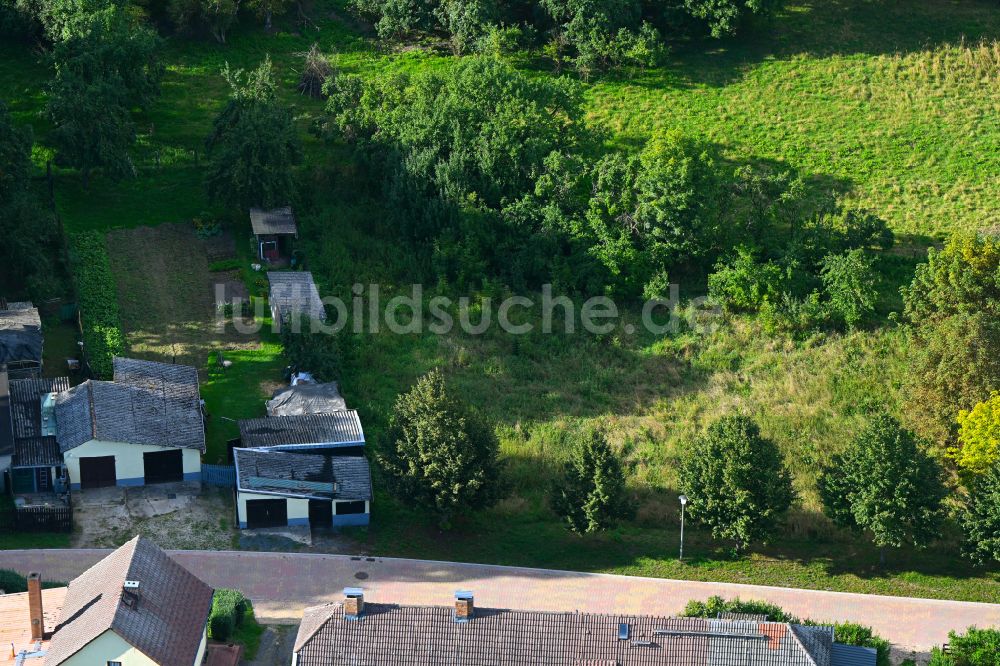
[27,572,43,641]
[454,591,474,623]
[343,588,364,620]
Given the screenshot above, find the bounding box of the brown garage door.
[143,449,183,484]
[79,456,116,489]
[246,498,288,529]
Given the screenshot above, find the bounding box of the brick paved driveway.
[3,549,997,651]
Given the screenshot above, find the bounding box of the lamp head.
[679,495,688,506]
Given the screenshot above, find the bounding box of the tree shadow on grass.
[588,0,1000,91]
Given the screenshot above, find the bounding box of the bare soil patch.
[107,223,258,374]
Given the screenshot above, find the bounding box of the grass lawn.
[4,0,1000,601]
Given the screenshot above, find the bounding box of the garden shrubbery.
[208,588,248,641]
[69,231,125,379]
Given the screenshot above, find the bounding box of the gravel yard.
[71,483,236,550]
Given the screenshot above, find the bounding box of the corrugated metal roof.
[238,411,364,449]
[250,206,297,236]
[267,272,326,324]
[234,448,371,500]
[9,377,71,439]
[831,643,877,666]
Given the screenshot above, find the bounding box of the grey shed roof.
[831,643,877,666]
[12,436,62,467]
[250,206,297,236]
[294,604,835,666]
[0,302,42,365]
[55,358,204,453]
[234,448,372,501]
[10,376,71,439]
[46,535,214,666]
[268,271,326,324]
[267,382,346,416]
[239,411,364,449]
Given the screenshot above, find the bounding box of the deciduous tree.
[205,57,302,209]
[679,415,795,551]
[960,467,1000,565]
[818,414,946,560]
[820,248,878,329]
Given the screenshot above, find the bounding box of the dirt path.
[2,549,997,653]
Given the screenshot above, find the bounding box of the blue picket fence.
[202,464,236,487]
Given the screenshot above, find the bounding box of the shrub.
[827,622,891,666]
[820,248,878,329]
[682,596,798,622]
[208,588,248,641]
[0,569,29,593]
[70,231,125,379]
[929,627,1000,666]
[209,258,242,272]
[708,247,788,313]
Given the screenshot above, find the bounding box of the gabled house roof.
[46,535,214,666]
[234,448,372,501]
[238,411,364,450]
[250,206,297,236]
[293,602,835,666]
[54,358,204,453]
[267,272,326,324]
[0,302,42,365]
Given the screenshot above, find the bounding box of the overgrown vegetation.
[208,588,248,641]
[3,0,1000,601]
[69,231,126,378]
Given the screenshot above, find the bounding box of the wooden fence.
[0,505,73,533]
[202,464,237,487]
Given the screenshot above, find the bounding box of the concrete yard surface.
[2,549,997,653]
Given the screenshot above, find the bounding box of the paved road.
[3,549,998,651]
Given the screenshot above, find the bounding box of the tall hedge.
[208,588,248,641]
[69,231,125,378]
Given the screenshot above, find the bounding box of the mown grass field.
[3,0,1000,600]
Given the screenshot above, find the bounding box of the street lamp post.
[678,495,688,561]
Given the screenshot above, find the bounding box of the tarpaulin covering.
[266,382,346,416]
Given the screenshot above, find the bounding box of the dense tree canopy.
[954,393,1000,474]
[902,234,1000,441]
[348,0,777,74]
[551,431,634,533]
[46,3,161,187]
[818,414,946,555]
[380,369,504,528]
[679,415,795,550]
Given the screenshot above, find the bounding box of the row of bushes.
[69,232,125,379]
[208,588,249,641]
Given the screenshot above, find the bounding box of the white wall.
[236,491,309,528]
[64,440,201,487]
[61,629,159,666]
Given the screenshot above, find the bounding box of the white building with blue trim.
[234,410,372,530]
[53,358,205,490]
